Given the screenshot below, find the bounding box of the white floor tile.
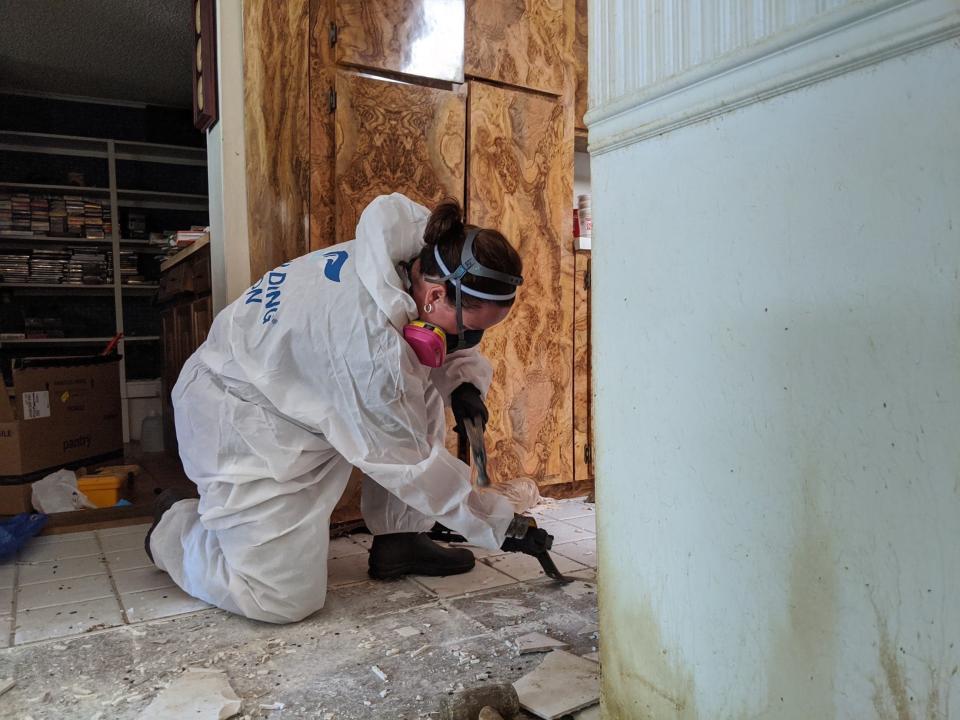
[0,562,15,589]
[538,521,595,546]
[98,526,149,552]
[18,554,108,585]
[15,596,124,644]
[413,562,517,598]
[328,536,367,560]
[17,573,115,611]
[97,523,151,537]
[0,616,10,648]
[0,588,12,614]
[538,501,595,522]
[112,566,176,595]
[122,586,211,623]
[327,555,370,587]
[567,568,597,583]
[551,538,598,568]
[350,533,373,549]
[19,537,101,562]
[562,514,597,533]
[454,543,506,560]
[103,548,152,572]
[26,530,96,546]
[484,552,586,582]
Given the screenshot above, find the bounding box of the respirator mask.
[402,228,523,368]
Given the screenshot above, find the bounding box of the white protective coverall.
[150,193,515,623]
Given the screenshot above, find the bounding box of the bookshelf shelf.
[0,132,208,441]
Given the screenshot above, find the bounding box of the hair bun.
[424,198,464,247]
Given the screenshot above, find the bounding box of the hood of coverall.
[352,192,430,333]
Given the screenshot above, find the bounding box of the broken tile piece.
[513,649,600,720]
[136,668,240,720]
[582,651,600,663]
[514,632,570,654]
[394,625,420,638]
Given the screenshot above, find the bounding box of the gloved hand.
[451,382,488,434]
[501,514,553,556]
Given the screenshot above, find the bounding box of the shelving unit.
[0,129,208,441]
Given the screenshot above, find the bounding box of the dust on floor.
[0,498,598,719]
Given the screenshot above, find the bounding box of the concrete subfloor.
[0,500,599,719]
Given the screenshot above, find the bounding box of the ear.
[425,284,448,307]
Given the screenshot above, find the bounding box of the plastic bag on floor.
[0,513,48,560]
[481,476,541,514]
[31,469,96,513]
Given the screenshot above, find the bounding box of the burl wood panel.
[465,0,566,96]
[573,0,588,131]
[573,252,592,483]
[243,0,311,277]
[336,0,465,83]
[335,71,466,244]
[310,0,337,251]
[468,81,574,486]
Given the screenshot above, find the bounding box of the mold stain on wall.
[598,562,698,719]
[871,600,957,720]
[759,475,838,720]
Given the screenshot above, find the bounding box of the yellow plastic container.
[77,474,124,508]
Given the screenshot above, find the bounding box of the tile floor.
[0,497,598,649]
[0,497,599,718]
[1,523,209,647]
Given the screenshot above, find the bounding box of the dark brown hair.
[419,198,523,308]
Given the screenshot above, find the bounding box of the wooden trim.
[193,0,219,131]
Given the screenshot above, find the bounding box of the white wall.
[206,0,251,311]
[589,2,960,718]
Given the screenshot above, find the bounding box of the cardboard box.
[0,356,123,478]
[0,483,33,514]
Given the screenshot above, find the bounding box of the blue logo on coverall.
[245,262,291,324]
[322,251,349,282]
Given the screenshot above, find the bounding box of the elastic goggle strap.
[432,228,523,300]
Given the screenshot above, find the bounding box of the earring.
[423,303,433,314]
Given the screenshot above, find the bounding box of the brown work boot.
[368,532,475,580]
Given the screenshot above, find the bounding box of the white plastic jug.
[140,411,164,452]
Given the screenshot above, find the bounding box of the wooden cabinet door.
[334,71,466,244]
[191,296,213,348]
[160,308,177,401]
[573,253,592,483]
[335,0,465,83]
[173,304,195,373]
[467,81,574,486]
[573,0,587,132]
[465,0,566,95]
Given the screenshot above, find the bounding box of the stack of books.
[11,194,30,233]
[30,196,50,235]
[107,250,143,285]
[84,198,104,239]
[0,251,30,283]
[0,194,11,234]
[28,249,70,283]
[49,197,67,235]
[65,248,110,285]
[65,195,84,236]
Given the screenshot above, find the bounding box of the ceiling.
[0,0,194,107]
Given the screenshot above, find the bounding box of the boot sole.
[368,559,475,581]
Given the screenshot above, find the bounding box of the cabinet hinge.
[328,21,338,47]
[584,444,593,465]
[328,88,337,113]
